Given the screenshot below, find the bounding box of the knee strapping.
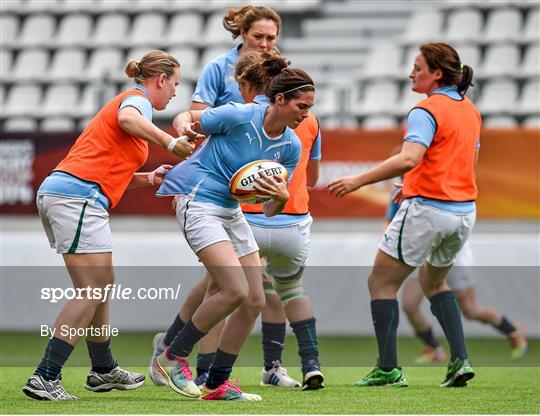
[272,268,306,306]
[262,271,277,295]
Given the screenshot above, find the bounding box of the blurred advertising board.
[1,129,538,218]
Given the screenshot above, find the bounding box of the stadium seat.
[41,116,77,132]
[18,14,56,47]
[516,80,540,116]
[303,17,406,38]
[202,0,244,13]
[402,10,444,44]
[153,83,192,120]
[0,0,24,13]
[3,84,42,117]
[0,14,19,48]
[24,0,62,13]
[483,8,521,43]
[281,37,368,54]
[200,46,234,67]
[280,0,321,13]
[362,115,398,129]
[311,86,338,120]
[168,46,198,69]
[93,13,130,47]
[475,79,518,115]
[134,0,169,12]
[482,115,518,128]
[455,44,481,71]
[3,117,39,132]
[168,46,200,82]
[475,0,516,9]
[48,48,86,82]
[520,44,539,79]
[287,51,367,74]
[202,11,235,47]
[42,84,80,117]
[354,81,399,116]
[164,12,204,48]
[522,7,540,43]
[0,49,13,82]
[321,0,416,15]
[96,0,135,13]
[129,13,166,47]
[444,9,483,43]
[396,87,425,114]
[85,48,124,82]
[60,0,97,13]
[76,84,113,118]
[359,44,402,79]
[126,47,154,63]
[168,0,203,12]
[54,14,93,48]
[478,43,520,78]
[523,114,540,128]
[11,49,49,82]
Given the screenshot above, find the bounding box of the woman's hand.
[167,136,196,159]
[392,183,404,204]
[147,164,173,186]
[253,175,289,203]
[171,195,180,211]
[178,121,206,141]
[327,175,363,197]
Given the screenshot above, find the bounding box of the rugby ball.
[229,160,288,204]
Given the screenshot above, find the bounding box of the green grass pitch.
[1,332,539,414]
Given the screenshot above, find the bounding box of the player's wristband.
[167,135,189,153]
[167,137,180,153]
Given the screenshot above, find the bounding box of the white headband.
[274,84,314,97]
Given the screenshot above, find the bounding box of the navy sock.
[86,338,116,373]
[429,291,468,361]
[168,319,206,358]
[262,321,286,370]
[495,316,517,335]
[290,317,320,374]
[163,315,185,347]
[36,337,74,381]
[206,348,237,389]
[416,327,439,348]
[371,299,399,371]
[196,352,215,377]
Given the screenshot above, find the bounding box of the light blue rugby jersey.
[119,84,153,121]
[37,85,152,210]
[403,85,477,214]
[245,95,322,227]
[157,102,302,208]
[191,45,244,107]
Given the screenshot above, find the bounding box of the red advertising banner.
[309,129,540,219]
[1,129,538,218]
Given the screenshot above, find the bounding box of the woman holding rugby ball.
[152,66,315,401]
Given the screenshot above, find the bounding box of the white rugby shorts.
[175,196,258,258]
[378,198,476,268]
[249,216,312,278]
[408,240,476,291]
[36,195,113,254]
